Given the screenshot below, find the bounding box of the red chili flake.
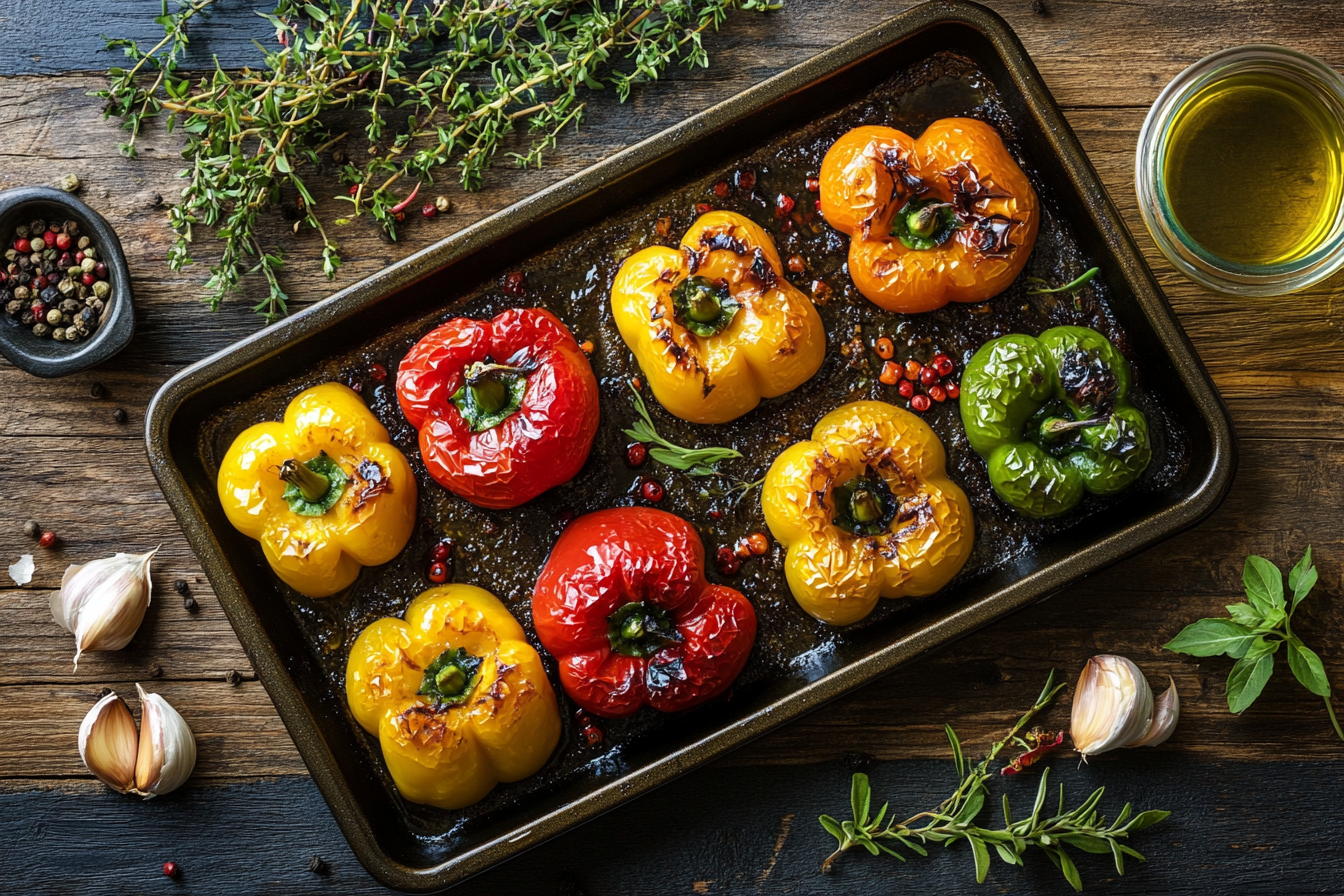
[708,509,723,520]
[422,203,437,219]
[735,169,756,192]
[734,538,753,560]
[903,360,922,381]
[82,272,96,287]
[946,381,961,399]
[162,862,179,878]
[394,211,406,222]
[810,280,833,303]
[780,219,793,233]
[747,532,769,555]
[933,354,955,377]
[38,531,57,548]
[580,340,594,355]
[910,394,931,413]
[641,480,664,502]
[14,238,30,253]
[787,255,805,274]
[814,199,823,213]
[920,366,939,386]
[55,233,71,250]
[695,202,714,215]
[898,380,915,399]
[655,216,673,237]
[775,194,795,218]
[430,540,452,562]
[503,271,526,295]
[879,361,899,386]
[631,376,643,390]
[42,231,58,247]
[1001,729,1064,776]
[713,180,733,199]
[875,337,895,360]
[369,362,388,382]
[428,561,449,584]
[626,443,648,467]
[929,384,947,403]
[715,546,741,577]
[581,724,604,747]
[805,175,820,192]
[348,184,359,196]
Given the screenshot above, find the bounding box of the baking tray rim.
[144,1,1237,891]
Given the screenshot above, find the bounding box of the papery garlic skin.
[133,684,197,798]
[50,548,157,670]
[1071,655,1155,758]
[1130,678,1180,748]
[79,692,139,793]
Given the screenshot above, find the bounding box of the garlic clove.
[1129,677,1180,748]
[50,548,157,670]
[1070,654,1154,758]
[79,692,139,793]
[133,683,197,798]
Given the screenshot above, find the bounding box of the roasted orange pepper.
[611,211,825,424]
[217,383,417,598]
[346,584,561,810]
[819,118,1039,313]
[761,401,974,625]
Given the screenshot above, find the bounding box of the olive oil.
[1163,72,1344,266]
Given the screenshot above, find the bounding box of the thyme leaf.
[819,671,1171,891]
[1165,547,1344,739]
[623,382,741,476]
[97,0,778,319]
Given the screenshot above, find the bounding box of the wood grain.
[3,0,1344,892]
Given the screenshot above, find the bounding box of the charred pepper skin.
[819,119,1039,313]
[960,326,1152,519]
[611,211,825,424]
[531,507,757,719]
[761,401,974,626]
[346,584,561,810]
[217,383,417,598]
[397,307,600,509]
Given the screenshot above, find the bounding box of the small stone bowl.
[0,186,134,377]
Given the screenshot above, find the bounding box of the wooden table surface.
[4,1,1344,893]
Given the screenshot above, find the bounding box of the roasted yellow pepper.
[611,211,825,424]
[346,584,561,809]
[217,383,417,598]
[762,401,974,626]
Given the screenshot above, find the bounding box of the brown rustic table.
[3,1,1343,893]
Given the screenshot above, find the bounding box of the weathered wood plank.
[2,759,1341,894]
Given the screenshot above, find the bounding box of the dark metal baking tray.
[145,2,1235,891]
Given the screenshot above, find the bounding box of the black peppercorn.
[22,520,39,538]
[225,670,242,686]
[174,579,190,595]
[307,856,329,875]
[99,686,113,698]
[90,382,105,399]
[183,595,198,612]
[149,663,163,679]
[112,408,127,424]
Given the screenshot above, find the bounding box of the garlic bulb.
[50,548,157,669]
[1071,655,1179,758]
[78,685,197,799]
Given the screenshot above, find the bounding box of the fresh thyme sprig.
[819,671,1171,891]
[1165,547,1343,740]
[623,383,742,476]
[97,0,778,320]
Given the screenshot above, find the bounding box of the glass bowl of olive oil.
[1137,44,1344,295]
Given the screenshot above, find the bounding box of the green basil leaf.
[1225,602,1263,627]
[1287,638,1331,697]
[1243,554,1285,612]
[1227,652,1275,714]
[1290,546,1317,610]
[1163,618,1256,657]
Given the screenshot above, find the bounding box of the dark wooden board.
[3,0,1344,892]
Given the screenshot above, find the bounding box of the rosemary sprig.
[819,671,1171,891]
[623,383,741,476]
[97,0,778,319]
[1166,547,1344,740]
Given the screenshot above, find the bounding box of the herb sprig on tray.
[1166,547,1343,739]
[819,672,1170,891]
[98,0,778,320]
[624,383,741,476]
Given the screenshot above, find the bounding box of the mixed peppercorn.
[2,218,111,343]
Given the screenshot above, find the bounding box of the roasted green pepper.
[960,326,1151,518]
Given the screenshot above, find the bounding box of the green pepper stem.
[907,202,951,239]
[850,487,883,524]
[279,458,330,503]
[461,361,531,415]
[686,287,723,323]
[1040,416,1110,440]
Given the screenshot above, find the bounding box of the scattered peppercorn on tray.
[146,3,1234,891]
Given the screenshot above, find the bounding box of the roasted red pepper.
[397,307,600,509]
[532,507,757,718]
